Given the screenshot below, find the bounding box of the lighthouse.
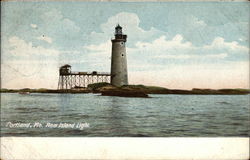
[110,24,128,86]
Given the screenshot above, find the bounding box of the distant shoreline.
[1,83,249,97]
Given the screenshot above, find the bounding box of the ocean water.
[1,93,249,137]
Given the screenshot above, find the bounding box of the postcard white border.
[1,137,249,160]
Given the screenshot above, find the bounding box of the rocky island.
[1,82,249,98]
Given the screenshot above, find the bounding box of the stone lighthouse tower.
[111,24,128,86]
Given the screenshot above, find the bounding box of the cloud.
[83,40,112,71]
[84,40,111,53]
[88,12,165,45]
[1,60,59,89]
[41,9,80,34]
[128,35,248,63]
[154,53,228,60]
[60,50,80,54]
[8,36,59,57]
[128,61,249,89]
[1,35,95,89]
[203,37,249,54]
[1,36,61,89]
[33,8,82,50]
[37,35,53,43]
[134,35,194,56]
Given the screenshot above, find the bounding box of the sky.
[1,1,249,89]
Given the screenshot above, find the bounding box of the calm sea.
[1,93,249,137]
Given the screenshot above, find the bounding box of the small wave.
[231,122,242,126]
[15,107,58,113]
[60,114,90,119]
[217,101,232,105]
[63,129,89,136]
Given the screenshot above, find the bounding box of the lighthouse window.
[121,42,124,45]
[121,54,124,57]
